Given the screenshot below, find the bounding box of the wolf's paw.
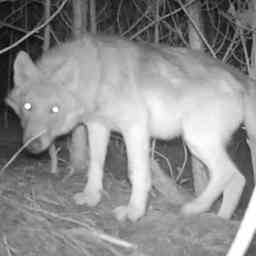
[181,200,208,216]
[73,189,101,207]
[113,204,145,222]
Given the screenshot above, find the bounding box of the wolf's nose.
[25,138,44,154]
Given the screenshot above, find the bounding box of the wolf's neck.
[38,35,102,119]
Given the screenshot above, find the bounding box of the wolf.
[6,33,256,222]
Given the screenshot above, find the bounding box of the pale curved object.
[226,187,256,256]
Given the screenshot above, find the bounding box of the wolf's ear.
[14,51,40,87]
[52,58,79,91]
[5,89,21,116]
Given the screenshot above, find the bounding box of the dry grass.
[0,167,139,256]
[0,130,255,256]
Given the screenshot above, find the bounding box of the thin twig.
[129,0,197,40]
[17,201,136,249]
[0,130,46,176]
[2,235,15,256]
[0,0,69,55]
[176,0,216,57]
[176,140,188,182]
[152,149,173,178]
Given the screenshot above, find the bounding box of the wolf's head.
[6,51,84,154]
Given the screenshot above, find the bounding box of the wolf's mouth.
[25,137,51,154]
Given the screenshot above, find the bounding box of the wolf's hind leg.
[181,141,243,219]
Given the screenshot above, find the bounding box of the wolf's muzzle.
[25,138,46,154]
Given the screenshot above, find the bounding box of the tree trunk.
[89,0,96,33]
[43,0,51,52]
[71,0,90,172]
[187,0,209,195]
[72,0,88,37]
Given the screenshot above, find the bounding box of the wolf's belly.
[146,95,182,139]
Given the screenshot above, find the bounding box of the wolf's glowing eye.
[24,102,32,111]
[51,105,59,113]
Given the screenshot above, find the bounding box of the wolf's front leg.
[114,125,151,222]
[73,122,109,206]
